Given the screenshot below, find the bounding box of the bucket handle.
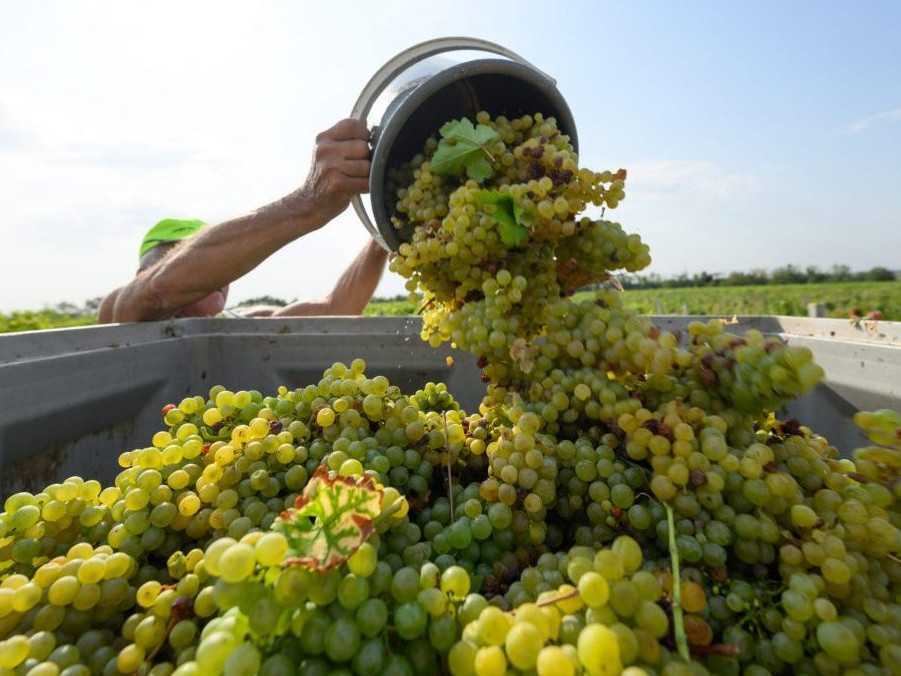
[350,37,551,248]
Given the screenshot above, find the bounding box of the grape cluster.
[452,537,713,676]
[385,112,900,675]
[1,111,900,676]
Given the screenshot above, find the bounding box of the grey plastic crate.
[1,316,899,496]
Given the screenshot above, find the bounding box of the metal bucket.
[350,37,578,251]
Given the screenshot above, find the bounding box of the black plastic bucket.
[350,38,578,251]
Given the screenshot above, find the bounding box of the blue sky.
[0,1,899,311]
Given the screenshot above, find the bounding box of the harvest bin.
[0,316,899,496]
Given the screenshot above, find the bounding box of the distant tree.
[53,301,81,315]
[865,266,896,282]
[749,268,769,284]
[620,273,651,289]
[830,264,853,282]
[725,269,768,286]
[576,262,895,295]
[805,266,827,284]
[693,271,717,287]
[83,297,103,314]
[664,273,691,289]
[233,295,291,307]
[771,265,806,285]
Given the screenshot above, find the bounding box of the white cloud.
[0,105,35,151]
[848,106,901,134]
[626,160,761,201]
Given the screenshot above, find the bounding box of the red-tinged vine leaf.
[275,466,383,572]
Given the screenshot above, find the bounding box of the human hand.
[289,118,371,227]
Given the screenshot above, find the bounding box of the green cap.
[139,218,206,259]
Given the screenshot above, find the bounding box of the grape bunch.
[1,111,900,676]
[385,111,900,674]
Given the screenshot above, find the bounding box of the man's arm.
[97,288,121,324]
[101,119,370,324]
[272,239,388,317]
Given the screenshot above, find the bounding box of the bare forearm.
[97,290,119,324]
[270,299,336,317]
[113,202,324,322]
[144,204,321,315]
[274,240,387,317]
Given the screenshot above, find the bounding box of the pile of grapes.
[1,113,900,676]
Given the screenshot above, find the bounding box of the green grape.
[353,638,385,674]
[474,645,505,676]
[593,551,624,581]
[355,598,388,638]
[0,636,29,669]
[134,614,167,648]
[28,633,57,662]
[337,573,370,610]
[117,644,145,673]
[254,533,288,567]
[448,641,477,676]
[47,577,79,606]
[259,653,294,676]
[223,642,260,676]
[609,580,640,617]
[635,601,669,638]
[505,622,543,670]
[577,623,620,674]
[394,602,427,640]
[169,620,198,650]
[440,566,470,599]
[577,573,609,608]
[347,543,377,577]
[391,568,420,603]
[816,621,859,664]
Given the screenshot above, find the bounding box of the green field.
[606,280,901,319]
[365,280,901,320]
[0,310,96,334]
[2,281,898,334]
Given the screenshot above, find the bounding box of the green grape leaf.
[274,466,383,572]
[430,118,499,182]
[477,190,532,248]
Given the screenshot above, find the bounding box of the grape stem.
[444,412,455,516]
[665,503,690,662]
[146,612,180,664]
[535,588,579,608]
[373,498,405,528]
